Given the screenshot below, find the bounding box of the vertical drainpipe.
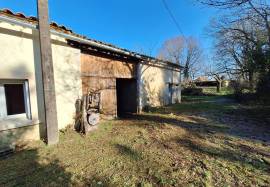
[136,62,142,113]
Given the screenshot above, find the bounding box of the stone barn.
[0,9,182,147]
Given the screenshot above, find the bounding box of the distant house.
[194,77,231,88]
[194,76,209,82]
[0,9,182,146]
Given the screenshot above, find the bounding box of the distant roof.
[195,76,209,82]
[0,8,182,69]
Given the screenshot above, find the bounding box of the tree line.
[157,0,269,98]
[201,0,270,97]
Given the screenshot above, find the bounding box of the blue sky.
[0,0,217,57]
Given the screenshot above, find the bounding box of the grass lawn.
[201,87,234,96]
[0,95,269,186]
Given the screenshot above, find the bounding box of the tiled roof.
[0,9,73,33]
[0,8,181,69]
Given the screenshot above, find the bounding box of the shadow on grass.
[126,114,270,172]
[0,145,114,186]
[114,143,142,161]
[0,148,73,186]
[132,94,270,143]
[136,109,269,141]
[125,113,229,136]
[175,137,270,172]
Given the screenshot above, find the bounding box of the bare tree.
[209,18,258,86]
[158,36,203,82]
[209,69,226,92]
[200,0,270,90]
[184,37,204,80]
[199,0,270,45]
[202,63,226,92]
[198,0,250,8]
[158,36,185,64]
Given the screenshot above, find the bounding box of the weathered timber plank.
[81,53,136,78]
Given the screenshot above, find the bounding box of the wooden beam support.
[37,0,59,145]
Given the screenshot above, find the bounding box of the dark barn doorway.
[116,78,137,117]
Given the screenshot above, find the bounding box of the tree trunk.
[217,81,221,93]
[183,64,189,81]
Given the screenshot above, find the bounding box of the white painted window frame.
[0,79,32,131]
[0,85,7,118]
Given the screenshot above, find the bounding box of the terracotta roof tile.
[2,9,13,14]
[0,8,73,33]
[14,12,26,18]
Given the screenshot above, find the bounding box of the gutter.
[0,14,36,29]
[0,14,181,69]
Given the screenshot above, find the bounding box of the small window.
[0,80,31,120]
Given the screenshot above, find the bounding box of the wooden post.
[37,0,59,144]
